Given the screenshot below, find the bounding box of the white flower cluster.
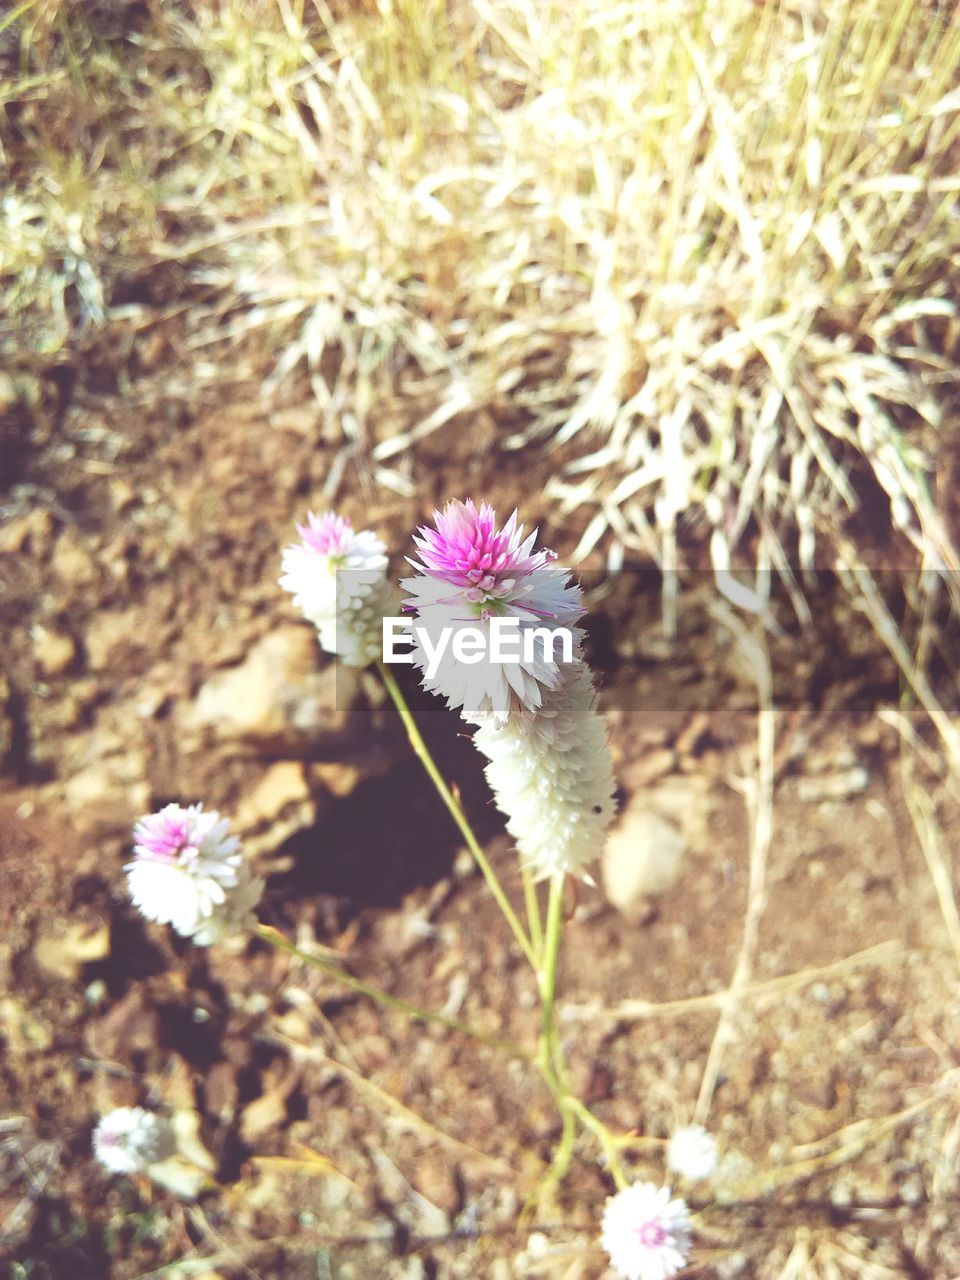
[125,803,263,946]
[279,510,392,665]
[471,658,616,880]
[402,500,583,722]
[93,1107,176,1175]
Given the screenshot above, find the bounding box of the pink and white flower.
[600,1182,692,1280]
[93,1107,175,1175]
[402,498,616,875]
[280,511,391,664]
[403,500,583,719]
[126,804,260,944]
[411,500,551,594]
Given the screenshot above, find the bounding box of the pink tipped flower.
[411,499,552,597]
[280,511,387,620]
[403,500,583,719]
[600,1182,692,1280]
[280,510,390,662]
[298,512,356,558]
[126,803,257,944]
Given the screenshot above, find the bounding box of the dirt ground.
[2,377,960,1279]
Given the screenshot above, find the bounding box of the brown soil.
[2,383,960,1279]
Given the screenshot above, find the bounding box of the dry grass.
[4,0,959,684]
[5,2,960,1275]
[4,0,958,519]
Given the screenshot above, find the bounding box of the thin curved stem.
[377,668,624,1192]
[528,873,580,1190]
[538,874,565,1074]
[377,661,538,970]
[564,1097,629,1190]
[521,862,544,963]
[255,925,530,1059]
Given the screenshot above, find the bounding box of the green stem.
[564,1097,629,1190]
[529,873,580,1189]
[377,661,538,970]
[533,882,630,1190]
[520,1054,578,1214]
[542,1100,578,1196]
[538,873,566,1073]
[254,925,530,1059]
[376,669,624,1192]
[521,862,544,963]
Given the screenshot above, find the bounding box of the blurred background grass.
[2,0,959,710]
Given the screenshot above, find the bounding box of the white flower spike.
[470,658,616,880]
[190,862,266,947]
[600,1181,692,1280]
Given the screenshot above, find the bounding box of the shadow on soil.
[266,695,506,929]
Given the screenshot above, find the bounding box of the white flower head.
[93,1107,176,1175]
[601,1182,692,1280]
[667,1125,717,1181]
[403,499,583,720]
[280,511,389,663]
[125,803,259,945]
